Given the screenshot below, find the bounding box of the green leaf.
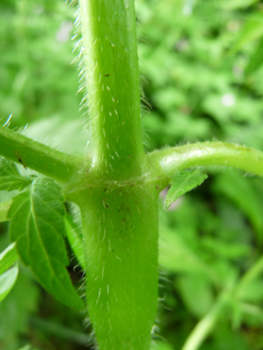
[0,156,20,177]
[0,242,19,302]
[213,171,263,242]
[64,214,85,270]
[0,264,19,302]
[17,345,40,350]
[219,0,261,9]
[159,227,219,286]
[176,273,214,318]
[230,15,263,54]
[0,200,12,222]
[0,157,35,191]
[0,242,18,275]
[245,37,263,75]
[165,170,207,209]
[8,178,84,310]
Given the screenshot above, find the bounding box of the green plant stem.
[73,1,159,349]
[148,142,263,186]
[181,293,229,350]
[68,182,159,350]
[0,126,82,182]
[79,0,145,179]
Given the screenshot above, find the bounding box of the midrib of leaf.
[30,194,68,266]
[31,193,66,239]
[29,210,67,289]
[9,178,83,310]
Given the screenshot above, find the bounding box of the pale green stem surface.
[148,142,263,186]
[68,183,159,350]
[75,1,159,349]
[79,0,145,179]
[0,125,82,182]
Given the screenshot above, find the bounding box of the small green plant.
[1,1,263,350]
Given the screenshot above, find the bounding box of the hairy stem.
[0,126,82,182]
[148,142,263,186]
[68,180,159,350]
[79,0,145,179]
[74,1,159,349]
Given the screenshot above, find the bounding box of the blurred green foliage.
[1,0,263,349]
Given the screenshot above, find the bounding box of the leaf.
[0,243,18,275]
[159,227,219,286]
[8,178,84,310]
[18,346,40,350]
[0,156,20,177]
[245,37,263,75]
[22,116,89,156]
[0,200,12,222]
[219,0,261,9]
[177,273,214,318]
[230,15,263,54]
[0,157,35,191]
[0,243,19,304]
[64,214,85,270]
[165,170,207,209]
[0,264,19,302]
[213,171,263,242]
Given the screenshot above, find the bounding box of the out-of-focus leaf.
[240,303,263,322]
[213,171,263,242]
[177,273,214,318]
[64,214,85,270]
[202,237,250,260]
[23,117,89,156]
[0,242,18,275]
[17,345,40,350]
[0,265,40,349]
[159,227,219,286]
[165,170,207,209]
[151,341,174,350]
[0,200,12,222]
[230,15,263,53]
[0,264,19,302]
[8,178,84,310]
[245,37,263,75]
[219,0,261,9]
[237,279,263,303]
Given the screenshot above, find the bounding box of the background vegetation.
[1,0,263,349]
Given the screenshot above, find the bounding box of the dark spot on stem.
[14,151,27,169]
[102,198,109,208]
